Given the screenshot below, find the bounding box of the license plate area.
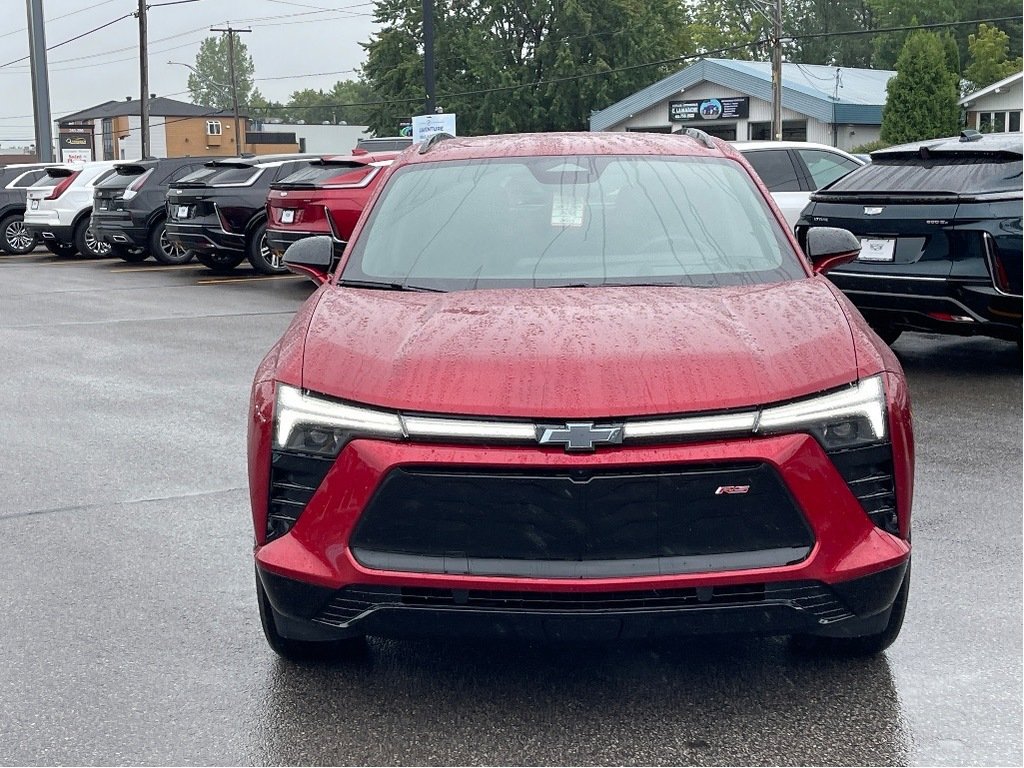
[176,205,190,219]
[30,200,39,210]
[280,209,295,224]
[858,238,896,262]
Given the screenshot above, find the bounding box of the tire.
[43,241,78,257]
[256,569,366,662]
[73,219,112,258]
[110,244,149,263]
[150,220,194,265]
[870,322,903,346]
[791,560,910,657]
[246,221,285,275]
[194,250,246,274]
[0,213,36,255]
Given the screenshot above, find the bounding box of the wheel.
[195,250,246,273]
[110,244,149,263]
[791,560,910,657]
[0,213,36,254]
[43,241,78,257]
[256,569,366,662]
[870,322,902,346]
[73,219,111,258]
[150,220,193,265]
[246,221,285,275]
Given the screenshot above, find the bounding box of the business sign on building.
[669,97,750,122]
[59,133,93,163]
[411,113,456,144]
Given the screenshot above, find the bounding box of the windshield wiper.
[542,281,693,288]
[337,278,445,293]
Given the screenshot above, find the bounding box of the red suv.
[249,132,914,661]
[266,151,398,260]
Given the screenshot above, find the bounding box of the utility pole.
[771,0,783,141]
[25,0,54,162]
[423,0,436,115]
[210,26,251,156]
[138,0,150,158]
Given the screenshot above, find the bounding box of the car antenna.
[418,132,455,154]
[682,127,716,150]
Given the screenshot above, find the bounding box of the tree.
[187,35,256,110]
[361,0,692,136]
[880,31,959,144]
[280,80,377,124]
[965,23,1023,90]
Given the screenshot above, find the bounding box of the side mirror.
[283,235,334,284]
[805,227,862,274]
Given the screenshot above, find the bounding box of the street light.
[168,60,240,155]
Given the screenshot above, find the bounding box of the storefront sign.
[411,113,457,144]
[669,97,750,122]
[59,133,93,163]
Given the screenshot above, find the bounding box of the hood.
[300,277,859,418]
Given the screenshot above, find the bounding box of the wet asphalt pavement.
[0,251,1021,766]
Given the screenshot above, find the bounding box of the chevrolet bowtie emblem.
[536,422,624,452]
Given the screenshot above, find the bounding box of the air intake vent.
[266,449,334,541]
[828,443,898,535]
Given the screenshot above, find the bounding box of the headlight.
[756,375,887,450]
[274,384,403,456]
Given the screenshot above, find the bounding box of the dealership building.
[590,58,895,150]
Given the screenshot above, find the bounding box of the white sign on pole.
[61,149,92,163]
[411,113,456,145]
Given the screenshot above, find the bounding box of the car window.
[7,169,46,188]
[342,155,804,291]
[825,155,1023,195]
[162,164,203,185]
[208,167,262,185]
[797,149,861,189]
[742,150,802,191]
[272,162,307,182]
[174,166,226,186]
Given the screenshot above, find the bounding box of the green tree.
[362,0,691,136]
[965,23,1023,90]
[880,31,959,143]
[187,35,256,110]
[281,80,377,124]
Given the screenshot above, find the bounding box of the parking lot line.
[197,274,306,285]
[109,264,204,273]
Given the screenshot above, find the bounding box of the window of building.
[978,111,1021,133]
[101,118,114,161]
[742,149,802,191]
[625,126,673,134]
[206,120,223,136]
[747,120,808,141]
[699,123,737,141]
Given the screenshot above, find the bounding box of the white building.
[959,71,1023,133]
[590,58,895,151]
[252,123,371,155]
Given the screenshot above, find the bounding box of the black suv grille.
[828,443,898,534]
[313,582,854,627]
[349,464,814,577]
[266,449,334,540]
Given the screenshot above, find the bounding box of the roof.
[958,70,1023,106]
[399,131,735,165]
[58,97,238,123]
[590,58,896,131]
[872,131,1023,158]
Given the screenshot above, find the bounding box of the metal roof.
[590,58,895,131]
[58,97,238,124]
[958,70,1023,106]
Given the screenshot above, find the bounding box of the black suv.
[797,132,1022,345]
[165,154,312,274]
[92,157,221,265]
[0,163,49,254]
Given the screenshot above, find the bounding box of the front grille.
[313,582,854,628]
[266,449,334,540]
[828,443,898,534]
[349,464,814,576]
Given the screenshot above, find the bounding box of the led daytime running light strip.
[274,375,887,449]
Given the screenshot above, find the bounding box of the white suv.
[733,141,864,230]
[23,160,126,257]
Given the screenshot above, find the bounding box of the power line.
[0,12,134,69]
[0,0,122,42]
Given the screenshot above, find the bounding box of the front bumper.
[252,430,911,643]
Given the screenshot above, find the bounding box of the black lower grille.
[313,582,854,627]
[828,443,898,534]
[349,464,813,576]
[266,449,334,540]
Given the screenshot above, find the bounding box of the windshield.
[339,155,803,291]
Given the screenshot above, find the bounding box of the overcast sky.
[0,0,381,147]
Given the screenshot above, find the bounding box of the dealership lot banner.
[669,97,750,122]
